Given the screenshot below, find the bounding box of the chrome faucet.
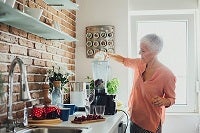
[6,57,31,132]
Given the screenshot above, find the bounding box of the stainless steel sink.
[16,127,89,133]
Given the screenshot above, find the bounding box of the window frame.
[128,10,198,113]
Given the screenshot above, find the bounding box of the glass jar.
[51,81,63,106]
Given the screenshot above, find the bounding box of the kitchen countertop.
[0,111,126,133]
[57,111,125,133]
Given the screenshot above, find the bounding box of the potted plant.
[107,78,120,95]
[47,65,74,93]
[47,64,74,105]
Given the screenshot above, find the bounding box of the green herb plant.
[86,76,120,95]
[47,65,74,93]
[107,78,120,94]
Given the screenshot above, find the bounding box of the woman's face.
[139,42,157,63]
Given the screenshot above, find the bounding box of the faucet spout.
[7,57,31,120]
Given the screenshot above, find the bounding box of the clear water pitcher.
[92,60,109,93]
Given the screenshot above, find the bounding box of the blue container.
[62,104,75,115]
[60,108,70,121]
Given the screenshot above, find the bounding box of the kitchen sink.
[16,127,89,133]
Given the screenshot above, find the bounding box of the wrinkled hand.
[152,96,170,107]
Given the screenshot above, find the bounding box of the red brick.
[52,55,61,62]
[34,75,45,82]
[35,36,42,43]
[52,16,61,24]
[18,38,34,48]
[46,46,56,54]
[46,61,54,67]
[18,56,33,65]
[41,52,52,60]
[0,64,8,72]
[52,42,61,48]
[56,49,65,56]
[0,23,9,32]
[33,59,45,66]
[47,6,57,15]
[61,57,70,64]
[46,11,53,20]
[58,11,65,19]
[28,49,41,58]
[0,54,13,63]
[27,66,46,74]
[68,46,75,53]
[35,42,46,51]
[69,59,75,64]
[0,32,18,44]
[10,45,27,55]
[27,33,36,41]
[0,42,9,53]
[27,75,34,82]
[10,27,27,38]
[13,102,24,111]
[29,83,41,91]
[35,0,46,9]
[40,38,51,45]
[40,16,46,23]
[28,0,37,8]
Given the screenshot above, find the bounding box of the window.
[129,10,197,112]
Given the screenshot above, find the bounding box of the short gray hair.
[140,33,163,53]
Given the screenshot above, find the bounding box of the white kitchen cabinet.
[0,1,77,42]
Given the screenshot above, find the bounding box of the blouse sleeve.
[123,58,144,69]
[163,73,176,107]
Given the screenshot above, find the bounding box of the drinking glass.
[84,89,95,115]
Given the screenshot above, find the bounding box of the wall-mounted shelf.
[0,1,77,42]
[44,0,79,10]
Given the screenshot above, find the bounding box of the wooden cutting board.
[28,118,62,125]
[71,118,106,124]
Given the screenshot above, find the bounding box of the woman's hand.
[107,53,125,63]
[152,96,171,107]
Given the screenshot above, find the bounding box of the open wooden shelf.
[0,1,77,42]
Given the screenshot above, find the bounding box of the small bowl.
[24,7,43,20]
[62,104,75,115]
[5,0,16,7]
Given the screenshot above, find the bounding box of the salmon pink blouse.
[123,58,176,133]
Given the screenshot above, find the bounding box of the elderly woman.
[108,34,176,133]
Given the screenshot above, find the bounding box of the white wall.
[76,0,200,133]
[129,0,197,10]
[76,0,129,106]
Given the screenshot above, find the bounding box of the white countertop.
[57,111,125,133]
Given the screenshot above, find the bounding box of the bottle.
[51,81,63,106]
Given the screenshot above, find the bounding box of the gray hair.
[140,33,163,53]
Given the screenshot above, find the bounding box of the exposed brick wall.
[0,0,76,123]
